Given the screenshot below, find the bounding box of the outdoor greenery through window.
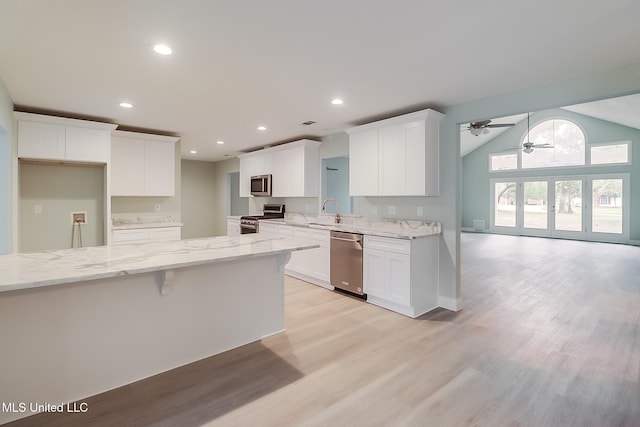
[522,119,585,169]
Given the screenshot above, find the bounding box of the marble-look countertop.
[111,212,182,230]
[0,235,318,293]
[262,214,441,239]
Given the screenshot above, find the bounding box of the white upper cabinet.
[348,128,379,196]
[111,131,179,197]
[16,112,116,163]
[238,139,320,197]
[346,109,444,197]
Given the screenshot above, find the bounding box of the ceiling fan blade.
[486,123,515,128]
[501,147,521,152]
[531,144,554,148]
[470,119,492,128]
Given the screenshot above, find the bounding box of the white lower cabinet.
[112,227,181,245]
[364,235,438,318]
[259,223,330,289]
[227,218,240,236]
[288,227,330,288]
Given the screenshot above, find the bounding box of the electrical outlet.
[71,211,87,225]
[155,204,161,212]
[34,204,42,214]
[388,206,396,215]
[417,207,423,217]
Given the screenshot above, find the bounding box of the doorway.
[491,174,629,242]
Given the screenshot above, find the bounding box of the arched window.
[522,119,585,169]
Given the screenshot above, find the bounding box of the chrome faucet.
[321,198,341,223]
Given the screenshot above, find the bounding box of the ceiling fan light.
[523,147,534,154]
[470,127,483,136]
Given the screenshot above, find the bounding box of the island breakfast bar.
[0,235,317,424]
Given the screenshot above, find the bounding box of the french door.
[491,174,629,242]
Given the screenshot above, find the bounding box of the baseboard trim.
[438,295,462,312]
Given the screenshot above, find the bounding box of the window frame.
[488,152,519,172]
[588,140,631,166]
[520,117,587,170]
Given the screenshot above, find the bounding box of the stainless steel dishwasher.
[330,231,365,297]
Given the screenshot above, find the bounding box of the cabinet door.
[378,124,404,195]
[144,140,175,196]
[17,120,65,160]
[227,219,240,236]
[65,127,110,163]
[363,247,386,297]
[403,120,427,195]
[271,149,292,197]
[349,129,379,196]
[239,157,253,197]
[111,137,145,196]
[386,252,411,306]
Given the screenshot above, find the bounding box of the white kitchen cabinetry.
[364,235,438,318]
[258,222,330,289]
[112,226,181,245]
[111,131,179,197]
[348,129,379,196]
[347,108,444,197]
[16,113,115,163]
[238,139,320,197]
[227,218,240,236]
[287,227,330,288]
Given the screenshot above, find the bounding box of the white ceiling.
[1,1,640,161]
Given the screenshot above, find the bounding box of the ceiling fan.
[463,119,515,136]
[503,113,555,154]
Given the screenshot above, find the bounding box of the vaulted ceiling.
[1,1,640,161]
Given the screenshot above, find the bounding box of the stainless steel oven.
[240,204,285,234]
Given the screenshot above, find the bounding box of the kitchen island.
[0,235,317,424]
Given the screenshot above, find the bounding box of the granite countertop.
[261,215,441,239]
[0,235,318,293]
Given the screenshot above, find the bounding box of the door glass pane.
[554,180,582,231]
[523,181,547,229]
[495,182,516,227]
[592,179,623,234]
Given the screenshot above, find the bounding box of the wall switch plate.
[417,207,423,217]
[34,204,42,214]
[71,211,87,225]
[305,204,311,212]
[388,206,396,215]
[372,206,378,215]
[155,204,161,211]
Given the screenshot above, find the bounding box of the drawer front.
[259,223,281,235]
[293,227,330,242]
[148,227,181,241]
[364,235,410,254]
[112,229,149,243]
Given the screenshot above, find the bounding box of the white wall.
[19,162,105,252]
[0,77,13,254]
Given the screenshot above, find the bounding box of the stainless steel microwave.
[250,174,272,197]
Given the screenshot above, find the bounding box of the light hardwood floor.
[7,233,640,426]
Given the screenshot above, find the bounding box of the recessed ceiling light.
[257,126,267,131]
[153,44,172,55]
[331,98,343,105]
[119,102,133,108]
[189,150,197,154]
[217,140,224,145]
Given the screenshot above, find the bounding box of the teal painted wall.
[462,108,640,241]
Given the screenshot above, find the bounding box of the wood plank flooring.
[7,233,640,426]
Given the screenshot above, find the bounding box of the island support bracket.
[158,269,175,296]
